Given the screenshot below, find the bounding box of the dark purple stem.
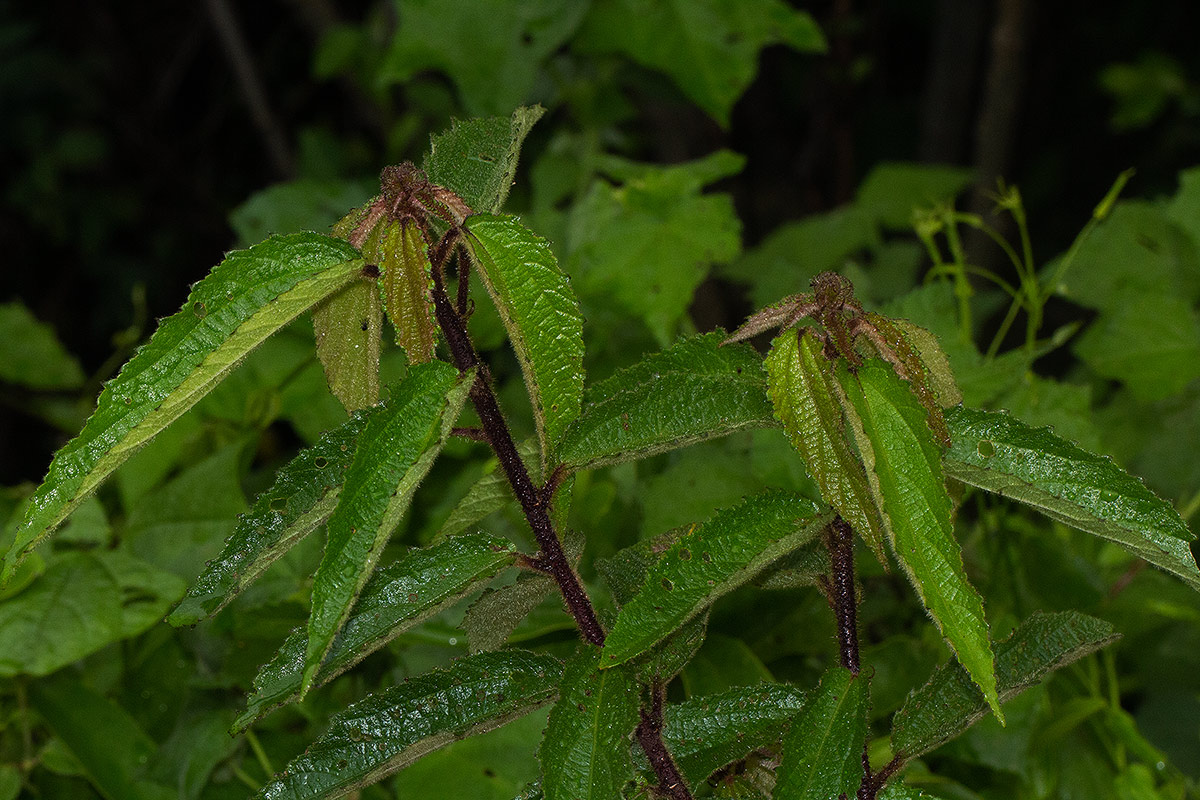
[828,516,860,674]
[635,684,691,800]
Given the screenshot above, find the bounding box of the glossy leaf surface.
[892,611,1119,759]
[425,106,545,213]
[303,362,470,694]
[235,531,517,732]
[775,668,869,800]
[602,490,830,667]
[560,333,772,470]
[943,406,1200,589]
[255,650,562,800]
[540,648,640,800]
[466,214,584,469]
[3,234,362,583]
[842,360,1000,719]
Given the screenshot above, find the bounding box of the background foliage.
[2,1,1199,798]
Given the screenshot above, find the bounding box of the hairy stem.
[635,684,692,800]
[827,516,860,674]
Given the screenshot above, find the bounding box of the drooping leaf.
[3,234,362,584]
[560,333,773,471]
[303,362,471,695]
[465,214,585,469]
[234,531,517,732]
[381,219,438,362]
[942,405,1200,589]
[464,575,556,655]
[0,301,85,390]
[437,464,516,541]
[602,490,831,668]
[425,106,547,212]
[764,330,888,559]
[841,360,1000,719]
[892,611,1120,759]
[539,648,640,800]
[775,667,869,800]
[254,650,563,800]
[313,275,383,412]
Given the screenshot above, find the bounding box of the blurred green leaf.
[775,667,869,800]
[464,575,557,654]
[0,301,84,389]
[856,163,974,230]
[229,179,376,246]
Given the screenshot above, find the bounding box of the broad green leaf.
[168,409,374,626]
[255,650,562,800]
[313,275,383,412]
[602,490,831,667]
[229,178,377,246]
[575,0,825,125]
[679,633,773,698]
[775,668,869,800]
[0,301,84,389]
[303,362,470,695]
[234,531,517,732]
[656,682,808,785]
[466,214,585,468]
[424,106,546,212]
[855,163,975,230]
[381,219,437,362]
[560,333,772,471]
[942,406,1200,589]
[765,330,888,559]
[3,233,362,583]
[892,611,1120,759]
[841,360,1000,719]
[540,648,640,800]
[878,785,940,800]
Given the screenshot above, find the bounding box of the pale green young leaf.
[943,406,1200,589]
[234,532,517,732]
[168,409,374,626]
[560,333,772,471]
[303,362,471,695]
[255,651,563,800]
[841,360,1000,720]
[892,611,1119,759]
[425,106,547,212]
[312,276,383,412]
[539,648,640,800]
[465,214,585,469]
[775,668,869,800]
[380,219,438,362]
[0,301,85,390]
[764,330,888,559]
[602,490,831,668]
[3,233,362,584]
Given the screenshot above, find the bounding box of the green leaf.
[234,531,517,732]
[560,333,773,471]
[0,301,85,389]
[168,409,374,626]
[602,490,831,668]
[254,650,562,800]
[424,106,546,213]
[892,611,1120,759]
[855,163,975,230]
[465,214,585,468]
[229,178,377,246]
[775,668,869,800]
[575,0,825,125]
[841,360,1000,719]
[3,233,362,584]
[464,575,557,654]
[303,362,470,695]
[765,330,889,559]
[657,682,808,785]
[942,406,1200,589]
[539,648,640,800]
[381,219,438,362]
[313,276,383,412]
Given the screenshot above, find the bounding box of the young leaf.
[892,611,1120,759]
[540,648,640,800]
[943,406,1200,590]
[254,650,562,800]
[2,234,362,584]
[303,362,471,695]
[465,214,585,469]
[764,329,889,560]
[234,532,517,732]
[381,219,437,362]
[168,409,374,626]
[312,275,383,412]
[425,106,545,215]
[559,333,773,471]
[602,490,831,668]
[775,667,869,800]
[841,359,1001,720]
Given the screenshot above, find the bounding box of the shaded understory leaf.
[559,332,772,471]
[312,275,382,412]
[841,360,1000,720]
[602,490,831,668]
[424,106,545,214]
[303,362,471,695]
[169,409,374,626]
[3,233,362,584]
[236,532,516,732]
[891,610,1120,759]
[775,667,869,800]
[0,300,84,390]
[943,406,1200,589]
[539,648,640,800]
[464,575,556,655]
[254,650,563,800]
